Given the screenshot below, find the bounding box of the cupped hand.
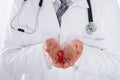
[63,39,83,69]
[43,39,63,68]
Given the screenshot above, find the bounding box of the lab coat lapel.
[61,0,89,27]
[42,0,60,29]
[46,0,89,28]
[60,0,89,46]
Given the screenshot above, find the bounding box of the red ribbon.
[57,50,65,64]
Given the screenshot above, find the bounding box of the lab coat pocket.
[11,0,42,34]
[63,29,106,50]
[82,23,105,40]
[80,24,106,49]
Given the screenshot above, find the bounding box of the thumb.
[76,42,83,54]
[44,44,49,52]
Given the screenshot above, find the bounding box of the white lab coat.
[1,0,120,80]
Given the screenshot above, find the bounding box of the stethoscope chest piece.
[86,22,97,35]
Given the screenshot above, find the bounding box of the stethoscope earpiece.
[39,0,43,7]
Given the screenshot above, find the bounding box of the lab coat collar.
[52,0,89,8]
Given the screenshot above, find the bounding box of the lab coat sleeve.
[65,0,120,79]
[1,0,57,75]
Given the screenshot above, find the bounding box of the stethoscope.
[11,0,97,35]
[86,0,97,35]
[10,0,43,34]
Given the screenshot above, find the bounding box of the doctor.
[1,0,120,80]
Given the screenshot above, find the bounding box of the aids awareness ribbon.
[57,50,65,64]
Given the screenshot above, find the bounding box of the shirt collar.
[52,0,89,8]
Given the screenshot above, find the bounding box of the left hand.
[63,39,83,69]
[43,39,63,68]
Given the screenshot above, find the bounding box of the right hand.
[43,39,63,68]
[63,39,83,69]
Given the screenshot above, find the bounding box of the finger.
[69,60,75,66]
[44,51,50,58]
[44,39,57,50]
[63,59,69,69]
[63,58,70,69]
[77,43,82,54]
[63,62,69,69]
[43,44,49,52]
[48,57,56,64]
[56,63,63,68]
[70,40,76,47]
[50,55,63,68]
[52,61,63,68]
[77,42,83,54]
[70,40,77,51]
[44,40,50,48]
[43,44,55,52]
[69,55,79,66]
[44,45,58,57]
[47,55,57,65]
[50,44,57,50]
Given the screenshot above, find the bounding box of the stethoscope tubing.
[11,0,43,34]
